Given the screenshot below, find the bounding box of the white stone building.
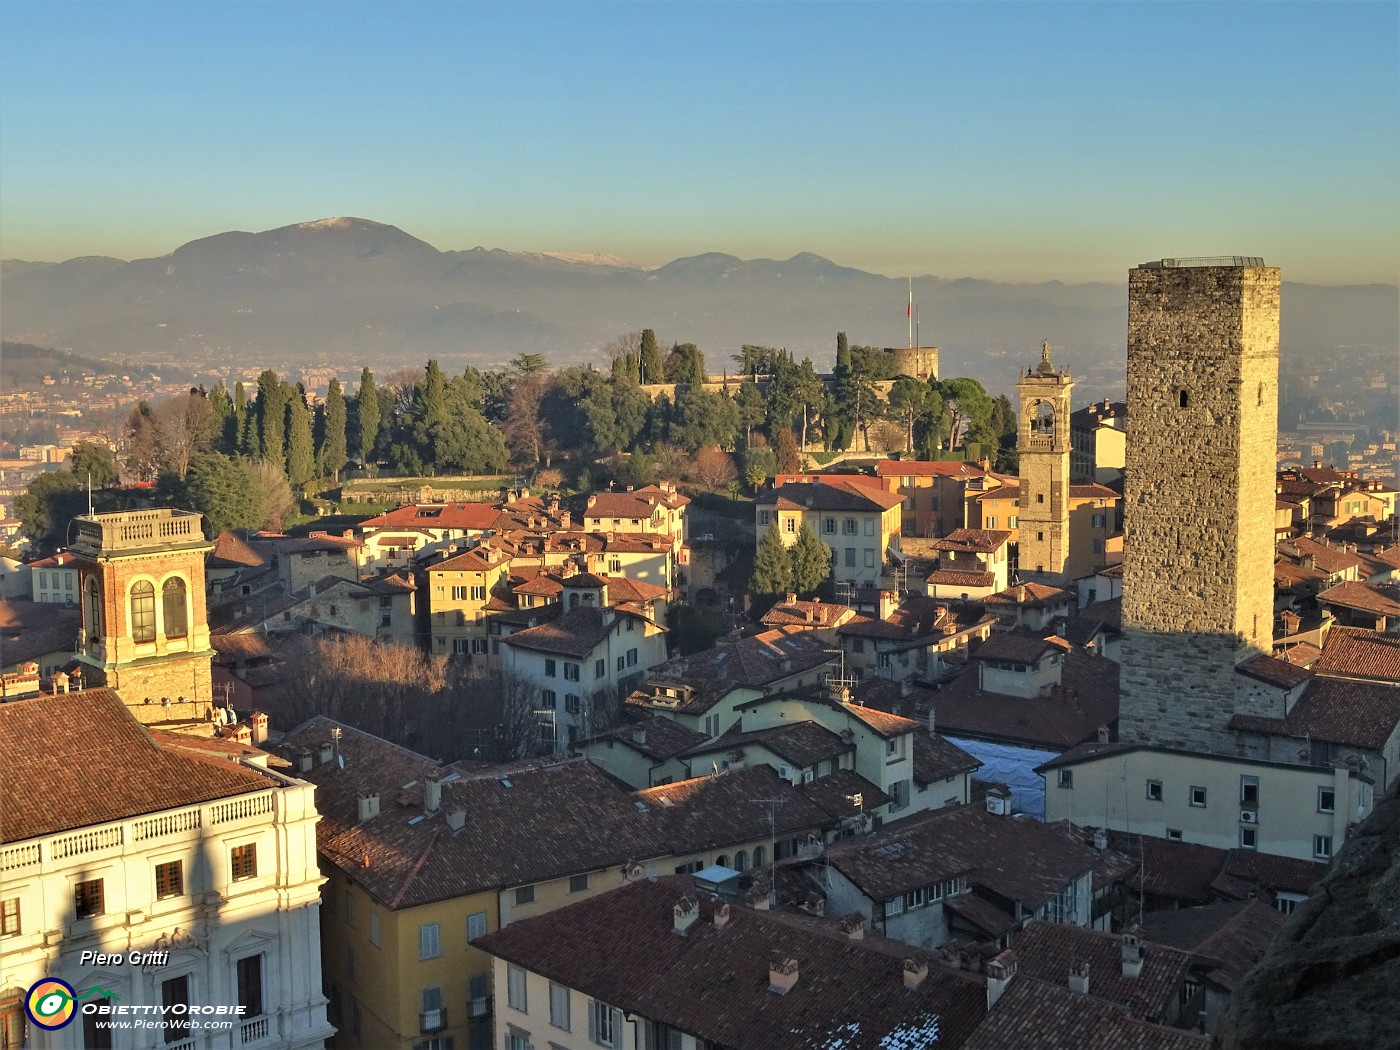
[0,689,333,1050]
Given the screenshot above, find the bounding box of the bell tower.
[71,509,216,723]
[1016,341,1074,582]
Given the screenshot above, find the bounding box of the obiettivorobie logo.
[24,978,120,1031]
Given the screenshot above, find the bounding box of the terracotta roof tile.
[1140,900,1284,993]
[965,976,1210,1050]
[477,875,988,1050]
[926,569,997,588]
[1312,626,1400,681]
[913,733,982,786]
[635,767,830,852]
[359,502,500,530]
[1317,580,1400,617]
[0,599,80,666]
[931,529,1013,554]
[1010,921,1194,1020]
[796,768,892,820]
[1237,653,1313,690]
[1,690,276,842]
[283,721,669,907]
[757,480,904,512]
[501,605,655,659]
[688,720,851,769]
[1230,676,1400,751]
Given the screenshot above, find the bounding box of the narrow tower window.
[130,581,156,643]
[1178,389,1189,408]
[163,577,188,639]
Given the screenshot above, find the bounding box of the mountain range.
[3,217,1395,398]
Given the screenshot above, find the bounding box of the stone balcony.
[71,509,209,556]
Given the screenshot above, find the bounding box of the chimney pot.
[713,902,731,930]
[674,895,700,934]
[357,791,381,822]
[424,776,442,813]
[986,949,1018,1009]
[1121,932,1144,979]
[903,958,929,991]
[1068,961,1090,995]
[768,956,799,995]
[839,913,865,940]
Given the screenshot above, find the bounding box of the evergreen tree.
[435,377,509,474]
[775,429,801,473]
[639,328,664,384]
[830,333,856,450]
[356,368,380,468]
[750,521,793,597]
[664,342,706,388]
[285,392,315,491]
[208,384,233,452]
[791,522,833,595]
[320,377,349,482]
[187,453,265,535]
[255,370,288,466]
[230,382,248,455]
[15,471,84,553]
[734,382,766,445]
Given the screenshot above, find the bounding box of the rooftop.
[476,876,989,1050]
[1,689,276,843]
[70,509,209,556]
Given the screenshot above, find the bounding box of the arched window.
[163,578,188,639]
[751,845,766,869]
[85,577,102,643]
[1178,389,1189,409]
[733,850,748,872]
[130,581,156,643]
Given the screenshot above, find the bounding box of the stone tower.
[71,509,216,723]
[1016,341,1074,582]
[1119,258,1280,754]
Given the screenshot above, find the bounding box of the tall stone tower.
[1119,258,1280,754]
[1016,341,1074,582]
[71,509,217,723]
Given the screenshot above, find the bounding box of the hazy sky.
[2,1,1396,284]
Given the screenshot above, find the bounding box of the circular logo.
[26,978,77,1030]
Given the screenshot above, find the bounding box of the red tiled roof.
[757,480,904,512]
[913,733,981,786]
[1312,626,1400,681]
[1069,483,1122,500]
[1,690,276,843]
[359,502,500,530]
[582,715,709,761]
[584,487,689,520]
[208,530,267,569]
[1317,580,1400,617]
[1011,920,1194,1021]
[501,605,654,659]
[876,460,986,479]
[689,720,851,769]
[477,875,989,1050]
[965,976,1211,1050]
[931,528,1012,554]
[797,768,892,820]
[1237,653,1313,690]
[1230,676,1400,751]
[982,583,1074,608]
[1140,900,1285,994]
[635,767,830,853]
[761,598,853,628]
[926,569,997,588]
[974,633,1059,665]
[284,721,669,907]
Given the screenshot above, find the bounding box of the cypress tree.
[357,368,380,468]
[286,392,315,491]
[255,371,287,466]
[321,377,348,482]
[791,522,833,595]
[640,329,664,384]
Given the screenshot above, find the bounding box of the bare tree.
[601,331,643,369]
[501,374,548,468]
[689,446,738,492]
[153,391,215,478]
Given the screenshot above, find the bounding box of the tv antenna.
[748,795,788,909]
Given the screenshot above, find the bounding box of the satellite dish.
[338,755,345,769]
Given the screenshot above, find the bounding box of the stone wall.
[1120,264,1280,754]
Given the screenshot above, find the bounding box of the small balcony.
[420,1008,447,1032]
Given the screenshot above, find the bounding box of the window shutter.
[611,1008,623,1048]
[588,1002,598,1043]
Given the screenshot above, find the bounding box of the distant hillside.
[0,341,194,393]
[4,219,1395,401]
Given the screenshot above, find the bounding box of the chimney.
[713,902,731,930]
[1092,828,1109,852]
[986,950,1018,1009]
[251,712,269,745]
[900,677,913,698]
[1121,932,1144,979]
[587,495,597,509]
[424,775,442,814]
[1097,724,1110,744]
[926,706,936,735]
[357,791,380,822]
[447,808,466,832]
[879,589,899,621]
[295,748,314,773]
[673,894,699,935]
[1068,961,1090,995]
[632,724,648,747]
[768,956,799,995]
[785,592,797,606]
[840,913,865,940]
[903,958,929,991]
[319,742,335,765]
[745,881,771,910]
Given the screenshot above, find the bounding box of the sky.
[1,1,1397,284]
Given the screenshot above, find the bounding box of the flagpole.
[907,278,913,350]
